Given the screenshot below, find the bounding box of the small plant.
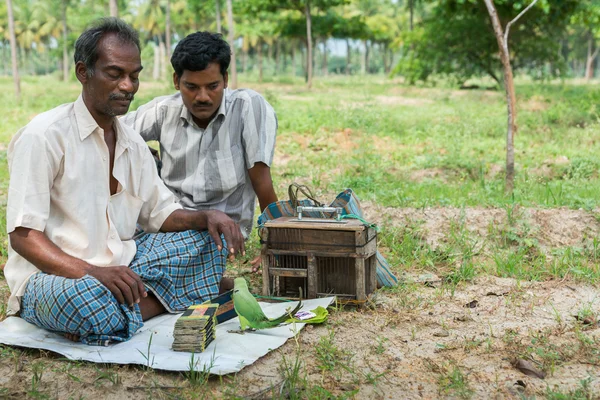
[186,350,216,389]
[546,375,595,400]
[524,330,567,375]
[315,329,340,372]
[28,361,49,399]
[438,362,473,399]
[94,368,121,387]
[373,336,389,355]
[137,332,155,370]
[575,301,597,327]
[279,339,307,400]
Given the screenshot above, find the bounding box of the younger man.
[122,32,278,244]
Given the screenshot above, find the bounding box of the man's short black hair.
[74,18,140,76]
[171,32,231,78]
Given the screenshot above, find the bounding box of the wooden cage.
[260,217,377,301]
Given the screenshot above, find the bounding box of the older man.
[5,18,244,345]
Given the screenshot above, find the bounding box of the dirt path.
[1,207,599,399]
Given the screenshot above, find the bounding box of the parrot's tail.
[268,299,303,326]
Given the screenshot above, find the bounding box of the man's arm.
[9,228,146,307]
[160,209,245,260]
[121,98,162,142]
[248,162,278,212]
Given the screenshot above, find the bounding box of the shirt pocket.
[108,191,144,240]
[207,144,245,200]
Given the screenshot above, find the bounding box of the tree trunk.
[409,0,414,31]
[242,45,248,73]
[215,0,222,34]
[292,41,297,76]
[305,0,313,88]
[321,39,328,76]
[62,0,69,81]
[1,41,7,74]
[267,40,273,76]
[153,40,160,80]
[226,0,237,88]
[346,39,351,75]
[275,40,281,75]
[158,37,166,79]
[585,33,599,81]
[483,0,519,193]
[361,40,369,74]
[109,0,118,17]
[166,0,172,59]
[258,40,263,82]
[387,47,394,74]
[6,0,20,100]
[382,43,387,74]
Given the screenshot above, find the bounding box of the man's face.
[174,62,228,129]
[78,33,142,119]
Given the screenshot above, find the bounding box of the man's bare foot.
[219,277,234,294]
[64,333,80,342]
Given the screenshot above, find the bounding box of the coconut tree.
[5,0,19,98]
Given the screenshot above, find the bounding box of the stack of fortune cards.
[172,304,218,352]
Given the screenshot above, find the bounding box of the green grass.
[2,73,600,398]
[3,74,600,209]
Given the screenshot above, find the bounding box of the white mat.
[0,297,334,375]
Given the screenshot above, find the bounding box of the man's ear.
[75,61,89,84]
[223,71,228,89]
[173,72,180,90]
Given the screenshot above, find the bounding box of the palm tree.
[226,0,237,88]
[215,0,222,33]
[62,0,69,81]
[136,0,167,79]
[109,0,118,17]
[6,0,20,99]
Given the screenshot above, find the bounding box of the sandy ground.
[0,207,599,399]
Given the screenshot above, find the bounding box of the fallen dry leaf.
[514,380,527,389]
[573,315,597,326]
[464,300,479,308]
[511,358,546,379]
[486,291,509,296]
[454,314,474,322]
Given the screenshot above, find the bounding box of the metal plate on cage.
[288,218,349,224]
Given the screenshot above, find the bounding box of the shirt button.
[110,233,116,239]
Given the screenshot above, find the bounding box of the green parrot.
[232,278,303,330]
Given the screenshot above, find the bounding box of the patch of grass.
[28,361,49,399]
[185,351,215,390]
[373,336,389,355]
[522,329,571,376]
[546,375,596,400]
[425,359,473,399]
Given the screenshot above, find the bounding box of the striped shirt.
[122,88,277,238]
[5,95,181,315]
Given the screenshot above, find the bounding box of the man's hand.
[160,209,245,260]
[251,255,261,273]
[87,265,147,307]
[203,210,245,261]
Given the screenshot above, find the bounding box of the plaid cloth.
[20,230,227,346]
[258,189,398,287]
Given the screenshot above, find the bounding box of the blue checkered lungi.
[20,230,227,346]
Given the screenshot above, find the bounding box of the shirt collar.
[74,94,100,141]
[179,89,228,127]
[74,94,132,148]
